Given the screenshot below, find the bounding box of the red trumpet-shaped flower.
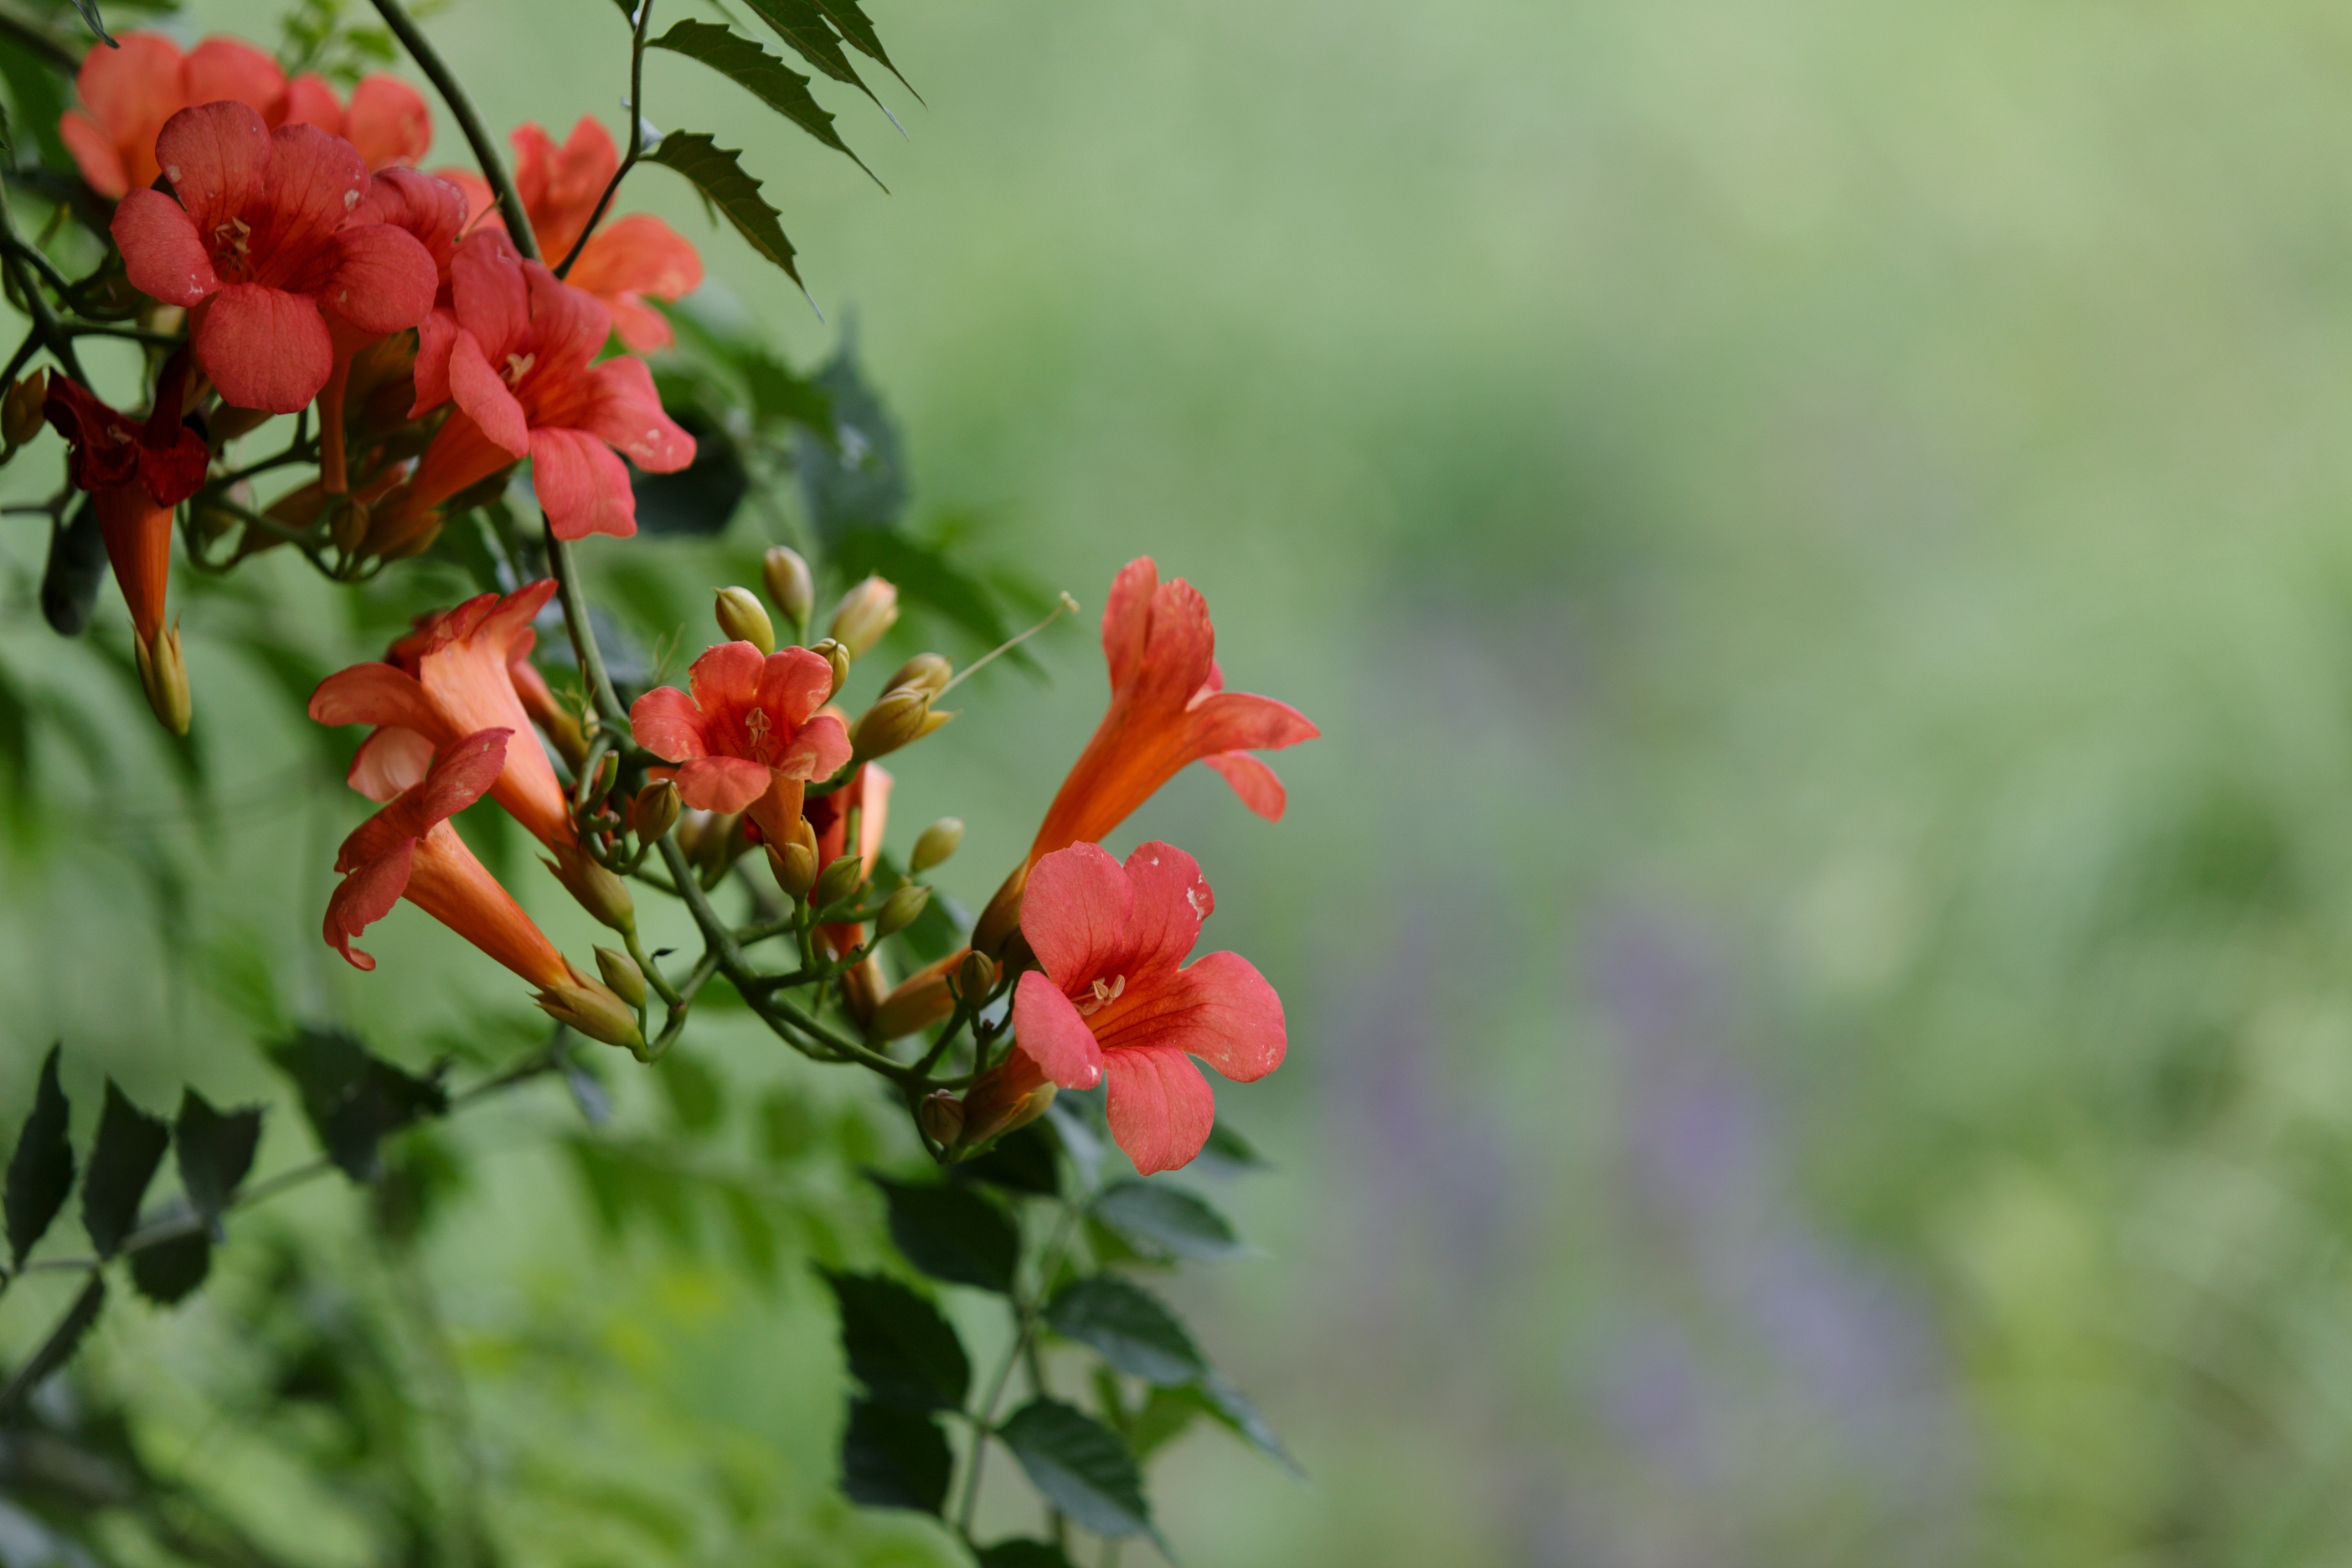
[113,101,439,414]
[973,559,1318,952]
[372,229,693,543]
[630,642,854,847]
[440,117,702,351]
[317,168,468,493]
[283,74,432,173]
[1009,842,1284,1174]
[42,373,211,734]
[323,728,640,1050]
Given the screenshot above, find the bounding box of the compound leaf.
[840,1397,950,1513]
[80,1080,168,1258]
[649,132,804,289]
[823,1270,970,1411]
[997,1399,1153,1540]
[871,1175,1018,1293]
[6,1044,73,1267]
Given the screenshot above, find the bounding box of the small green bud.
[328,497,370,553]
[909,817,964,874]
[594,946,647,1010]
[632,780,681,842]
[827,575,900,658]
[809,637,851,700]
[881,652,953,699]
[814,852,865,910]
[762,544,814,631]
[714,585,776,654]
[766,838,818,900]
[851,689,954,763]
[955,948,998,1004]
[917,1090,965,1149]
[875,884,931,939]
[547,844,636,933]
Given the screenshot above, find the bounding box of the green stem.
[557,0,654,278]
[0,174,82,384]
[368,0,539,260]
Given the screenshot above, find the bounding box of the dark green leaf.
[127,1220,210,1305]
[1092,1179,1243,1261]
[0,1272,103,1416]
[1201,1120,1266,1172]
[40,498,106,636]
[79,1080,167,1258]
[823,1270,970,1411]
[743,351,832,431]
[975,1543,1075,1568]
[62,0,111,46]
[870,1175,1018,1292]
[996,1398,1153,1540]
[1125,1385,1203,1460]
[173,1088,261,1226]
[953,1122,1059,1197]
[266,1026,447,1182]
[648,20,875,179]
[629,408,746,534]
[7,1044,73,1267]
[1044,1276,1206,1386]
[1195,1367,1302,1474]
[736,0,868,91]
[807,0,913,96]
[796,343,905,540]
[840,1397,950,1513]
[648,132,804,288]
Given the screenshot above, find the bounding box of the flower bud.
[881,652,953,699]
[714,585,776,655]
[766,838,818,900]
[851,689,954,763]
[328,497,370,554]
[536,959,647,1056]
[132,622,192,735]
[673,807,716,863]
[3,369,46,448]
[546,843,636,933]
[959,1056,1056,1148]
[870,950,969,1039]
[814,851,866,911]
[809,637,851,699]
[955,948,998,1004]
[594,946,647,1010]
[917,1090,966,1149]
[632,780,681,842]
[910,818,964,875]
[875,884,930,939]
[762,544,814,631]
[828,575,899,658]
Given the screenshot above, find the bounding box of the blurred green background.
[13,0,2352,1560]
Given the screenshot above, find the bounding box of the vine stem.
[557,0,655,280]
[368,0,539,260]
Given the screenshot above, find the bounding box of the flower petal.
[688,640,765,716]
[1021,843,1136,990]
[60,111,132,200]
[1117,841,1210,981]
[328,221,438,333]
[348,75,431,168]
[773,712,853,781]
[281,74,343,134]
[568,213,702,301]
[1100,557,1158,692]
[324,839,414,971]
[183,37,287,122]
[449,328,529,455]
[630,684,710,762]
[523,263,613,379]
[197,284,333,413]
[1184,689,1319,759]
[356,168,467,268]
[113,189,217,307]
[580,355,695,472]
[257,123,371,272]
[1202,750,1287,821]
[348,725,436,802]
[673,755,772,816]
[450,227,529,358]
[754,646,838,729]
[153,99,271,238]
[410,306,457,415]
[1013,972,1106,1090]
[1101,1045,1219,1175]
[1094,950,1286,1086]
[75,32,184,193]
[529,426,637,540]
[310,660,443,736]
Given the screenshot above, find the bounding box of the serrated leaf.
[648,132,804,289]
[1092,1179,1243,1262]
[1195,1367,1302,1475]
[840,1397,950,1513]
[128,1216,210,1305]
[997,1398,1153,1540]
[7,1044,73,1267]
[823,1270,970,1411]
[0,1272,103,1416]
[62,0,112,46]
[1044,1276,1206,1386]
[871,1175,1018,1293]
[266,1026,446,1182]
[174,1089,261,1226]
[737,0,867,90]
[975,1543,1075,1568]
[807,0,914,97]
[80,1080,168,1258]
[953,1122,1060,1197]
[648,20,876,182]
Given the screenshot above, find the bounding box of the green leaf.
[61,0,112,46]
[807,0,914,97]
[0,1272,103,1416]
[1125,1385,1203,1461]
[831,528,1034,663]
[79,1080,168,1258]
[796,342,905,541]
[1201,1120,1267,1172]
[647,20,876,181]
[1092,1179,1244,1262]
[39,499,105,637]
[975,1544,1075,1568]
[952,1122,1059,1197]
[871,1175,1018,1292]
[996,1399,1154,1540]
[823,1270,970,1411]
[6,1044,73,1267]
[1044,1276,1207,1386]
[743,351,833,431]
[127,1218,210,1305]
[736,0,868,91]
[1195,1367,1302,1475]
[173,1088,261,1227]
[266,1026,447,1182]
[630,409,747,535]
[839,1397,951,1513]
[647,132,805,290]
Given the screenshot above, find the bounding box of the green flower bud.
[547,844,636,933]
[917,1090,966,1149]
[766,839,818,901]
[827,575,900,658]
[881,652,953,699]
[810,637,851,700]
[714,585,776,655]
[762,544,814,631]
[132,622,191,736]
[594,946,647,1010]
[850,689,954,763]
[909,817,964,874]
[875,884,931,939]
[955,948,998,1004]
[814,852,866,910]
[632,780,681,842]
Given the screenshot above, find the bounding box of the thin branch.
[556,0,654,280]
[368,0,539,260]
[0,174,84,383]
